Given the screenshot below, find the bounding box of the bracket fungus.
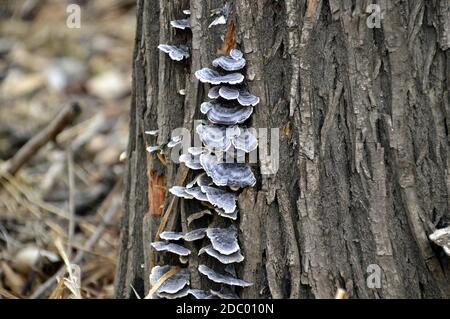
[150,266,190,295]
[169,186,194,199]
[200,100,253,125]
[167,135,183,148]
[186,173,213,188]
[205,226,240,256]
[200,186,237,214]
[157,287,190,299]
[187,209,213,226]
[188,289,214,299]
[195,173,214,187]
[195,68,244,85]
[179,153,203,170]
[232,127,258,153]
[429,226,450,255]
[208,86,259,106]
[196,123,240,152]
[188,146,208,156]
[212,55,246,71]
[215,207,238,220]
[184,186,208,202]
[210,288,240,299]
[208,2,230,28]
[198,265,252,287]
[145,129,159,136]
[159,231,185,241]
[157,44,190,61]
[199,245,244,264]
[170,19,190,30]
[229,48,243,60]
[200,154,256,188]
[219,86,240,100]
[209,15,226,28]
[208,86,221,99]
[151,242,191,256]
[183,228,207,242]
[146,145,163,154]
[237,90,260,106]
[150,39,257,298]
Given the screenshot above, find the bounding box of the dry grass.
[0,0,135,299]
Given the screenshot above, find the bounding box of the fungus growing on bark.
[150,37,257,298]
[188,289,214,299]
[208,3,230,28]
[232,127,258,153]
[229,48,243,60]
[200,100,253,125]
[157,287,190,299]
[179,153,203,170]
[183,228,207,242]
[186,172,213,188]
[198,265,252,287]
[219,86,240,100]
[200,186,237,214]
[146,145,163,153]
[237,90,260,106]
[196,123,240,152]
[188,146,208,156]
[179,255,189,264]
[210,288,240,299]
[187,209,213,226]
[169,186,194,199]
[157,44,190,61]
[167,135,183,148]
[199,244,244,264]
[200,154,256,188]
[150,266,190,295]
[170,19,190,30]
[145,129,159,136]
[215,207,238,220]
[196,173,214,187]
[208,86,259,106]
[209,15,226,28]
[159,231,184,241]
[205,226,240,255]
[151,242,191,256]
[208,86,220,99]
[212,55,246,71]
[195,68,244,85]
[184,186,208,201]
[429,226,450,256]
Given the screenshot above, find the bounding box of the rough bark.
[115,0,450,299]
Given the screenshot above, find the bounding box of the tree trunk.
[115,0,450,299]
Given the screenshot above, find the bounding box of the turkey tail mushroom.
[150,29,258,298]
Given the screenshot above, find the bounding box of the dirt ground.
[0,0,136,299]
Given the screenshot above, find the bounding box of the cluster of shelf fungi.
[147,7,259,299]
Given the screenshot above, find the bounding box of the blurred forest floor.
[0,0,136,298]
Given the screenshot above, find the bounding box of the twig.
[67,146,75,258]
[30,178,122,299]
[145,266,181,299]
[1,102,81,176]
